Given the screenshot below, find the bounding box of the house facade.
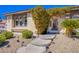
[48,7,79,33]
[5,7,79,34]
[6,10,37,34]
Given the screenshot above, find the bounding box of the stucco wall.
[12,17,37,34]
[6,15,13,31]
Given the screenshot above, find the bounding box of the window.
[72,15,79,18]
[24,19,27,26]
[15,21,19,26]
[14,15,27,27]
[20,21,23,26]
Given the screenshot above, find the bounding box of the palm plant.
[61,19,79,37]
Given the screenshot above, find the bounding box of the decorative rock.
[17,40,20,42]
[7,45,10,48]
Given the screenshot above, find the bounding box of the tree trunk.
[65,28,73,37]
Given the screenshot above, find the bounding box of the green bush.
[0,34,6,45]
[61,19,79,37]
[2,31,13,39]
[22,30,33,39]
[76,32,79,36]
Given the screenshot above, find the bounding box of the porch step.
[47,30,59,34]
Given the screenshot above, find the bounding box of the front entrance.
[47,19,59,34]
[52,19,58,30]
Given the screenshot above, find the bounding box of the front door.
[52,19,58,30]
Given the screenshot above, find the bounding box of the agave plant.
[61,19,79,37]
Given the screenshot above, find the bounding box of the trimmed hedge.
[2,31,13,39]
[22,30,33,39]
[0,34,6,45]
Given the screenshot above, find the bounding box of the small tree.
[31,6,50,35]
[61,19,79,37]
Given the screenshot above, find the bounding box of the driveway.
[48,34,79,53]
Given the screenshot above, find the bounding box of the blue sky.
[0,5,75,20]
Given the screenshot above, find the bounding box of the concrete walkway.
[16,35,56,53]
[48,34,79,53]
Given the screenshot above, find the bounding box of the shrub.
[22,30,33,39]
[61,19,79,37]
[2,31,13,39]
[0,34,6,45]
[76,32,79,36]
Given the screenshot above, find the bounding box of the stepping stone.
[16,44,46,53]
[31,38,51,46]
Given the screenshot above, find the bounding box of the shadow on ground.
[0,41,9,48]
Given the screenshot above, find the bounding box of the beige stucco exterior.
[5,7,79,34]
[6,11,37,34]
[12,17,37,34]
[6,10,73,34]
[6,11,63,34]
[6,15,13,31]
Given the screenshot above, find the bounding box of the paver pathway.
[48,34,79,53]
